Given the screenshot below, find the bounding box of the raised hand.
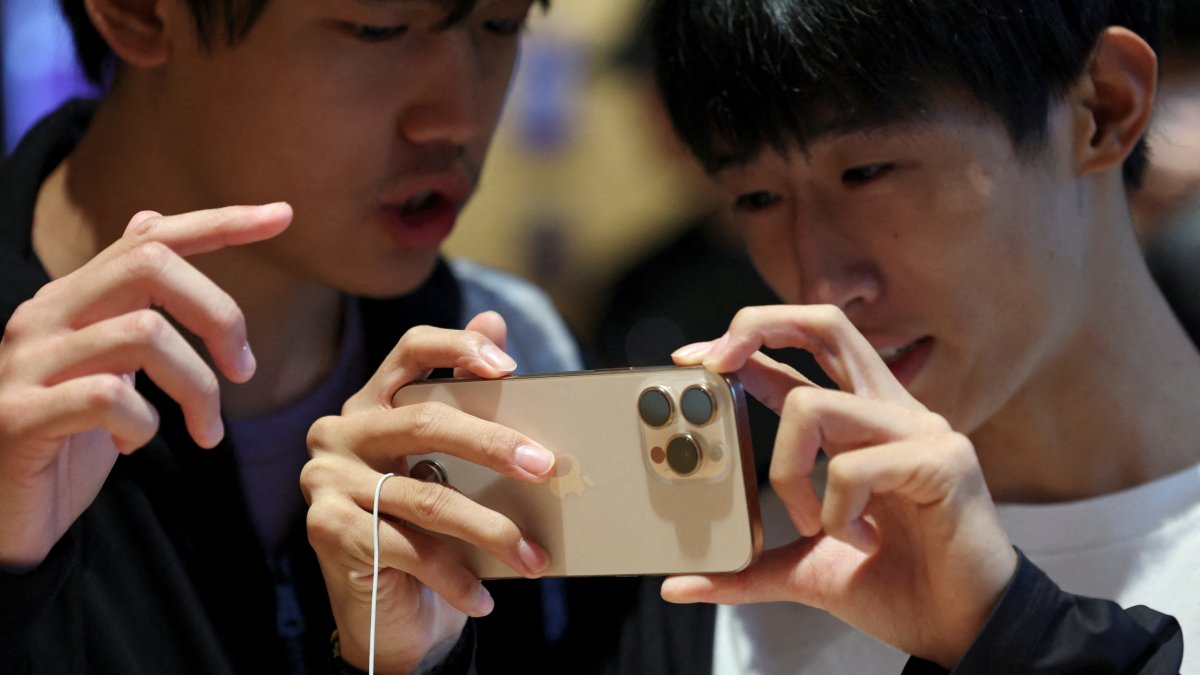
[0,204,291,572]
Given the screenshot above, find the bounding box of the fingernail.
[515,444,555,477]
[518,537,549,574]
[671,341,711,361]
[236,341,256,379]
[480,344,517,372]
[473,585,495,616]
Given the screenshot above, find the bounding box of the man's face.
[155,0,536,296]
[714,100,1092,433]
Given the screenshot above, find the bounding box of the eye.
[842,163,894,184]
[349,24,409,43]
[483,17,527,36]
[733,191,781,213]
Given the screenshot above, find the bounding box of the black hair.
[650,0,1162,188]
[1164,0,1200,55]
[60,0,545,87]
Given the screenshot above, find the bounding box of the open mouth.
[876,340,923,364]
[874,336,933,386]
[400,190,442,215]
[381,189,460,249]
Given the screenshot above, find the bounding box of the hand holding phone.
[664,306,1018,668]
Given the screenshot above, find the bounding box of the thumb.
[455,311,512,380]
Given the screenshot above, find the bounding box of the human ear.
[1069,26,1157,177]
[84,0,170,69]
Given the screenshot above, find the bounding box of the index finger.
[702,305,918,406]
[307,404,556,482]
[99,203,293,265]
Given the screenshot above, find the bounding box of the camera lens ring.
[666,434,702,476]
[681,385,716,425]
[638,387,674,427]
[410,459,448,484]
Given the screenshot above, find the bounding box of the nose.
[791,218,882,313]
[399,30,488,147]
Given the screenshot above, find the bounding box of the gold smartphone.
[391,366,763,578]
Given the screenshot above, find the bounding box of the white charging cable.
[369,472,397,675]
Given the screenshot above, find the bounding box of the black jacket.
[0,100,470,674]
[611,544,1183,674]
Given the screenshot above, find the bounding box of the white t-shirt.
[713,462,1200,674]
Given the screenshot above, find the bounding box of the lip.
[379,174,473,250]
[871,336,934,389]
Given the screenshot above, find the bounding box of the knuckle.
[3,300,40,340]
[298,456,348,496]
[728,306,760,331]
[812,303,846,324]
[915,410,953,435]
[938,431,978,470]
[767,462,800,491]
[306,415,343,455]
[124,212,163,238]
[409,481,455,523]
[298,459,324,491]
[824,456,857,492]
[481,425,521,460]
[126,309,170,345]
[396,325,433,350]
[86,375,130,409]
[305,498,358,552]
[407,401,449,440]
[123,241,175,279]
[807,304,849,338]
[782,384,820,411]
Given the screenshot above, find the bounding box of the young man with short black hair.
[607,0,1197,672]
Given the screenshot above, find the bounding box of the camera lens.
[666,435,701,475]
[409,459,448,484]
[681,386,715,425]
[638,387,673,427]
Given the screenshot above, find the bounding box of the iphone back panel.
[391,366,762,578]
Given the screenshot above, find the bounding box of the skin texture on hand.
[667,305,1017,668]
[0,204,292,572]
[302,312,555,673]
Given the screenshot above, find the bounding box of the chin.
[331,256,442,300]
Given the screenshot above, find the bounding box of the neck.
[33,94,345,419]
[972,193,1200,503]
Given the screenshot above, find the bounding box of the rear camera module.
[638,387,673,427]
[681,386,715,425]
[666,435,701,475]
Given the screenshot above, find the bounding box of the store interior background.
[1,0,716,348]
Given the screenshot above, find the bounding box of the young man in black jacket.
[0,0,585,672]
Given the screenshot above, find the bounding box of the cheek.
[743,225,800,303]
